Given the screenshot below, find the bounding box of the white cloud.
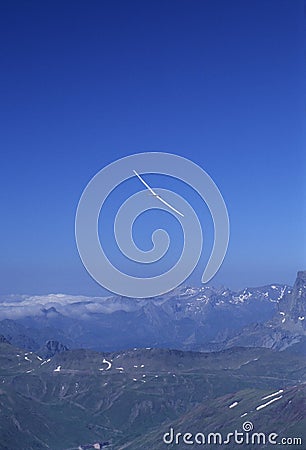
[0,293,143,319]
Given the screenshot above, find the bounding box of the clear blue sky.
[1,0,305,295]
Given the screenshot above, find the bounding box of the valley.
[1,271,305,449]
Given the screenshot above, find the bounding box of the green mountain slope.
[1,342,306,449]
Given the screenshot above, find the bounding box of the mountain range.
[0,271,306,449]
[1,272,305,353]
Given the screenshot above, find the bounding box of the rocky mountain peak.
[41,306,60,316]
[280,271,306,319]
[294,271,306,294]
[39,340,69,358]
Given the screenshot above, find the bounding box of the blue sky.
[1,0,305,295]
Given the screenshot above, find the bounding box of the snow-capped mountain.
[217,271,306,351]
[1,273,305,352]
